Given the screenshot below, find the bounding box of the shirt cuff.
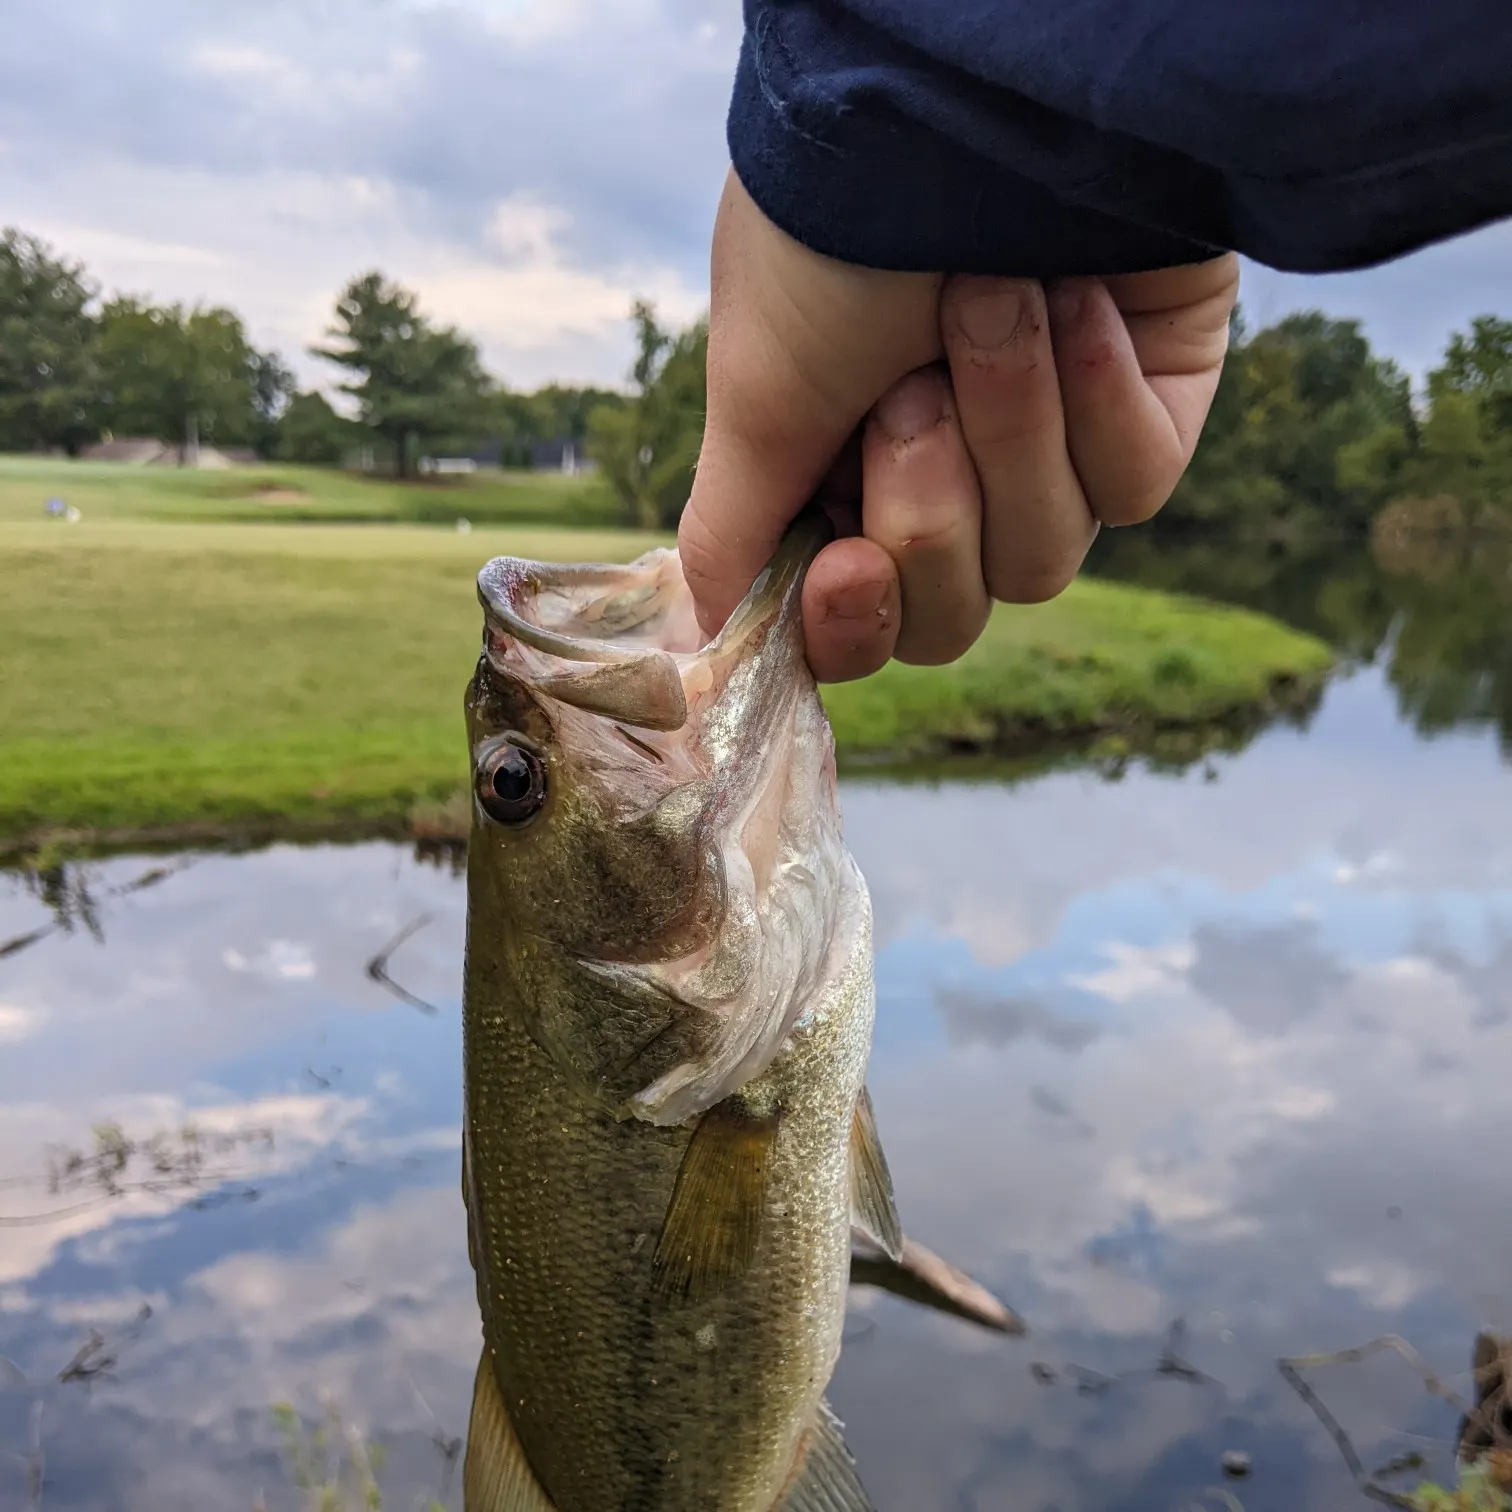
[726,29,1223,279]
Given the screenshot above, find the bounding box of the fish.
[460,514,1018,1512]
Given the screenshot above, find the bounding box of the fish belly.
[463,970,871,1512]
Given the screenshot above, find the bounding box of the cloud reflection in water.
[2,670,1511,1508]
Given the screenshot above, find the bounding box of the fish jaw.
[470,514,858,1125]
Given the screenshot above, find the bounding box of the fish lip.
[476,552,691,732]
[474,511,833,732]
[476,558,664,665]
[713,509,833,637]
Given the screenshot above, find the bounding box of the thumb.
[678,172,943,638]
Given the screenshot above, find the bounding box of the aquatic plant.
[262,1402,454,1512]
[1411,1461,1512,1511]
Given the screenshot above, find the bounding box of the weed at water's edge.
[1411,1464,1512,1510]
[262,1401,453,1512]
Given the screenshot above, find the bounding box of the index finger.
[677,172,942,638]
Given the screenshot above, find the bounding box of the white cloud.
[1326,1261,1422,1312]
[0,0,733,383]
[2,697,1511,1504]
[0,1091,370,1289]
[1,160,705,391]
[0,0,1494,401]
[187,43,289,79]
[0,1004,39,1043]
[221,939,317,981]
[1068,940,1197,1003]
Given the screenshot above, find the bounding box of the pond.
[4,540,1512,1511]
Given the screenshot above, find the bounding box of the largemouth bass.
[460,516,1013,1512]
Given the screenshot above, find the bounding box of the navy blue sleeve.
[728,0,1512,277]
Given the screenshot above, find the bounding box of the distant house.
[462,436,598,475]
[79,437,260,469]
[532,437,595,476]
[465,438,509,468]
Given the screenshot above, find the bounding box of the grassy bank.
[0,454,617,529]
[0,519,1333,853]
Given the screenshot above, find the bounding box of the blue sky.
[0,0,1504,390]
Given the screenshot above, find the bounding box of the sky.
[0,0,1505,394]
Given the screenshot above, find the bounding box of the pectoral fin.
[776,1399,876,1512]
[464,1352,558,1511]
[848,1087,903,1263]
[849,1233,1026,1336]
[652,1097,780,1305]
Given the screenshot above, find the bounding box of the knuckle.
[872,505,971,563]
[1062,331,1123,382]
[1095,487,1172,527]
[969,407,1058,453]
[1083,453,1184,526]
[984,555,1081,605]
[947,364,1062,453]
[675,504,744,624]
[895,610,988,667]
[675,506,722,590]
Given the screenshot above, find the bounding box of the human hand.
[678,169,1240,682]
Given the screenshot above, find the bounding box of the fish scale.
[464,873,874,1511]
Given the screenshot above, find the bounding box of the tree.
[588,300,707,529]
[1435,315,1512,436]
[527,384,624,447]
[273,390,356,465]
[249,349,296,457]
[1372,318,1512,527]
[312,272,489,479]
[97,299,280,457]
[1166,307,1416,535]
[0,228,101,454]
[464,384,624,468]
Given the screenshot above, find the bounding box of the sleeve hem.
[726,34,1225,280]
[726,28,1512,277]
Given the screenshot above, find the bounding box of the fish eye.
[476,740,548,827]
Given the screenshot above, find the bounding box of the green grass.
[822,580,1330,756]
[1411,1465,1512,1510]
[0,454,617,529]
[0,518,1333,851]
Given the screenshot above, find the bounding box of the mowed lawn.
[0,516,1334,847]
[0,454,618,529]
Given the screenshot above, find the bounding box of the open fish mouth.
[474,513,866,1127]
[475,511,832,737]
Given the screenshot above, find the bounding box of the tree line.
[1166,307,1512,539]
[2,222,1507,534]
[0,226,623,479]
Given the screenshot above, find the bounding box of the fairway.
[0,511,1334,850]
[0,453,617,529]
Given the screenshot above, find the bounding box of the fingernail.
[829,578,889,620]
[874,369,945,441]
[1047,279,1091,323]
[955,282,1029,350]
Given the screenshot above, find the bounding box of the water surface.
[5,553,1512,1510]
